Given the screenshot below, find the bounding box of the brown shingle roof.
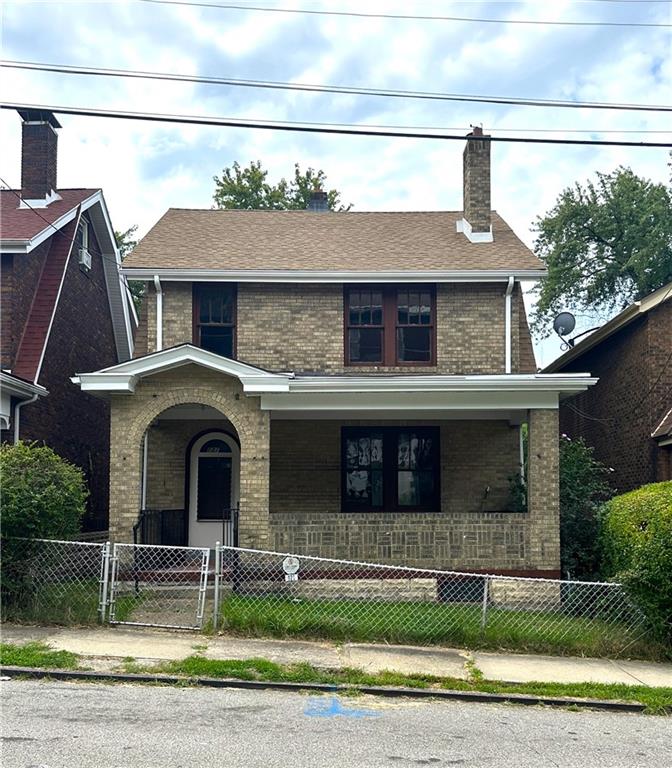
[0,189,99,241]
[124,209,542,272]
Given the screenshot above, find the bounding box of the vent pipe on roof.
[307,190,330,212]
[457,126,493,243]
[18,109,62,206]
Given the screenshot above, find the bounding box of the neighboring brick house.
[74,129,595,575]
[545,283,672,493]
[1,110,135,528]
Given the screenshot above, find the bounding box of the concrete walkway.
[2,624,672,687]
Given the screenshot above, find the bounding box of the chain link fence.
[213,545,652,658]
[0,537,657,657]
[1,538,108,625]
[108,542,210,630]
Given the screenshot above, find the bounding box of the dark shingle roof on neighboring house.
[123,209,543,273]
[0,188,99,241]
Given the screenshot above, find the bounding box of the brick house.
[74,130,595,575]
[545,283,672,493]
[1,109,135,528]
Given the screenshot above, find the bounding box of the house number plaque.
[282,556,300,582]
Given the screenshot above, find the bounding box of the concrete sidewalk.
[2,623,672,688]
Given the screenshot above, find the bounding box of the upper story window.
[345,286,435,366]
[193,284,236,358]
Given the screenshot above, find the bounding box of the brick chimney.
[459,126,492,242]
[307,189,330,212]
[19,109,62,204]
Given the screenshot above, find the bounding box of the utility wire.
[2,102,672,147]
[3,61,671,114]
[137,0,672,28]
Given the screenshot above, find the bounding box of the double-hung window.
[345,286,435,365]
[193,284,236,358]
[342,426,440,512]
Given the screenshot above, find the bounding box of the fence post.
[480,576,489,631]
[213,542,221,630]
[98,541,111,623]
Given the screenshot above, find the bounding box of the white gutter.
[141,431,149,509]
[153,275,163,351]
[13,393,39,444]
[505,276,514,374]
[122,268,548,284]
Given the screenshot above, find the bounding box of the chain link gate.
[108,542,211,629]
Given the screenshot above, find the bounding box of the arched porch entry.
[108,367,270,549]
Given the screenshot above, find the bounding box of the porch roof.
[72,343,597,412]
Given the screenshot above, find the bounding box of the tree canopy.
[213,160,349,211]
[531,166,672,336]
[115,225,144,312]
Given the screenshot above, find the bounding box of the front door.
[188,432,239,547]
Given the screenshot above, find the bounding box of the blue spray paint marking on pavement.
[304,696,381,719]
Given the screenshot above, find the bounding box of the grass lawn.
[0,641,79,669]
[217,595,667,660]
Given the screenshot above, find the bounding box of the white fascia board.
[0,372,48,399]
[287,373,596,394]
[121,268,547,283]
[73,345,292,394]
[261,390,561,412]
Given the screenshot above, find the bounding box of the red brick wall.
[18,215,119,528]
[558,301,672,493]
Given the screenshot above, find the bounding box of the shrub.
[601,481,672,643]
[0,442,87,609]
[559,435,613,578]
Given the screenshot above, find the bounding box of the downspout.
[504,276,514,374]
[13,394,38,444]
[153,274,163,351]
[141,431,149,510]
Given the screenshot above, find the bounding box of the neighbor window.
[193,284,236,358]
[342,426,440,512]
[345,286,435,365]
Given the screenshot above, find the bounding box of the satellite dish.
[553,312,576,337]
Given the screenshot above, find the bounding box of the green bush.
[559,435,613,578]
[601,481,672,643]
[0,442,88,610]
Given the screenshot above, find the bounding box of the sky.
[0,0,670,366]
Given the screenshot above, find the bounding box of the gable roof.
[545,282,672,373]
[1,188,135,374]
[652,407,672,444]
[0,189,98,247]
[123,209,544,276]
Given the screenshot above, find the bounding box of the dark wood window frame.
[341,426,441,513]
[344,285,436,367]
[192,283,237,358]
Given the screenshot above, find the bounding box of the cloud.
[1,0,669,366]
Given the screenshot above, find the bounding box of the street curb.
[0,666,649,713]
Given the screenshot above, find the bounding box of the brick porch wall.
[270,414,559,573]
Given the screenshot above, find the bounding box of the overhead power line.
[137,0,672,28]
[2,102,671,147]
[3,61,672,114]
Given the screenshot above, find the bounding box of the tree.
[531,167,672,336]
[213,160,350,211]
[115,225,144,313]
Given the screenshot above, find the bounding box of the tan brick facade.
[109,365,270,548]
[138,281,526,375]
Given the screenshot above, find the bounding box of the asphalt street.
[1,679,670,768]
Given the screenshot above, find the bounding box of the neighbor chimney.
[19,109,61,203]
[307,189,330,212]
[460,125,492,242]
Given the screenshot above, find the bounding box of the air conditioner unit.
[78,248,92,271]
